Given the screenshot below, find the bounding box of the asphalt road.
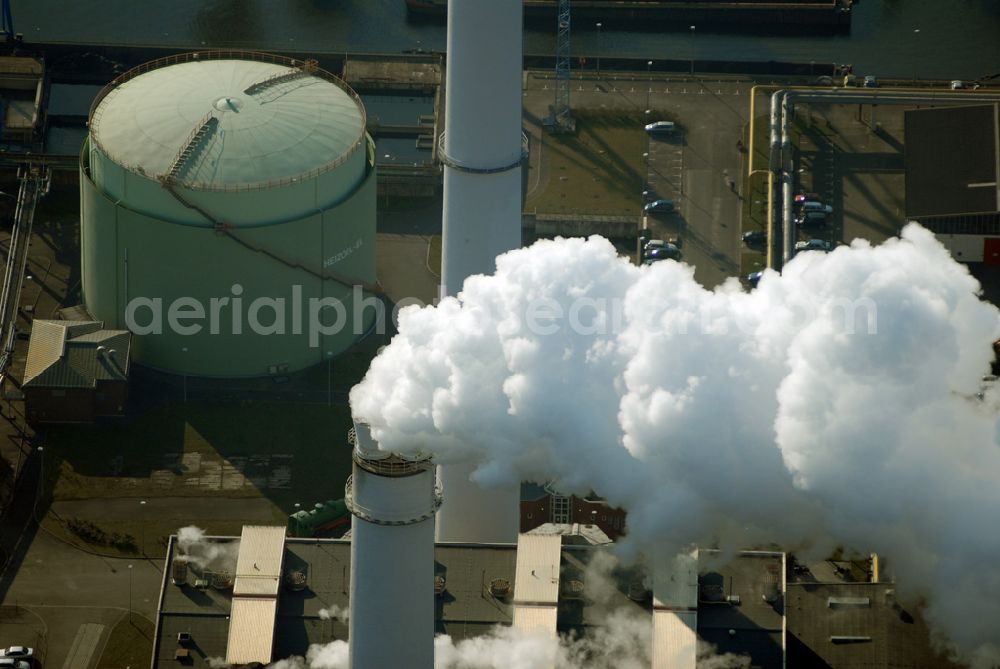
[0,464,283,669]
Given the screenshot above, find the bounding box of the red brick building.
[520,483,628,540]
[23,320,131,423]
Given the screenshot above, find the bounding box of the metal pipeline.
[781,92,795,266]
[767,90,786,270]
[767,87,1000,268]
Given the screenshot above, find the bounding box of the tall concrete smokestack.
[346,421,442,669]
[437,0,524,545]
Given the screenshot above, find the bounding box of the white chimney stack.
[437,0,524,545]
[346,421,442,669]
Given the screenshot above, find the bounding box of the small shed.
[23,320,130,423]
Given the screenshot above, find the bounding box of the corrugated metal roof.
[233,526,286,597]
[652,610,697,669]
[225,596,277,665]
[653,550,699,610]
[513,534,561,605]
[23,320,131,388]
[512,604,558,636]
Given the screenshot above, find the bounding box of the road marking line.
[62,623,106,669]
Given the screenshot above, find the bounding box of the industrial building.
[22,319,130,423]
[785,581,965,668]
[521,482,628,540]
[0,56,44,152]
[905,104,1000,263]
[150,417,956,669]
[153,527,954,669]
[80,51,378,377]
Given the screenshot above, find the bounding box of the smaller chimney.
[346,421,441,669]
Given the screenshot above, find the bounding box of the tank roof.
[89,53,366,190]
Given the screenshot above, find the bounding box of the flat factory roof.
[436,544,516,632]
[905,104,1000,218]
[697,550,785,668]
[785,582,965,668]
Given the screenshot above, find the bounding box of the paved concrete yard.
[795,101,908,249]
[525,72,752,289]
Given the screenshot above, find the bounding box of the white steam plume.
[318,604,349,622]
[350,225,1000,664]
[175,525,239,573]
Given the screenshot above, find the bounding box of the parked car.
[644,121,676,135]
[799,201,833,214]
[742,230,767,247]
[794,192,822,205]
[863,75,878,88]
[644,199,674,214]
[1,649,32,661]
[747,271,764,289]
[795,239,833,252]
[795,212,829,230]
[950,80,965,90]
[0,660,29,669]
[643,243,682,262]
[644,238,667,253]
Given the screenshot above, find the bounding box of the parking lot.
[524,72,751,289]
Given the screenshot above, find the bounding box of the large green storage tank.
[80,52,377,377]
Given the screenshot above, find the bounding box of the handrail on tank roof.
[87,50,368,193]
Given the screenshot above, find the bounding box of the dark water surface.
[11,0,1000,79]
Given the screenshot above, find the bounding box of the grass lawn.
[741,114,772,275]
[526,111,649,216]
[96,613,155,669]
[428,235,442,277]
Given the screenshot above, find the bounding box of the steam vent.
[81,52,377,377]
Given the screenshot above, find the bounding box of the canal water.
[10,0,1000,80]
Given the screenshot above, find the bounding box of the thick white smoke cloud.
[350,225,1000,664]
